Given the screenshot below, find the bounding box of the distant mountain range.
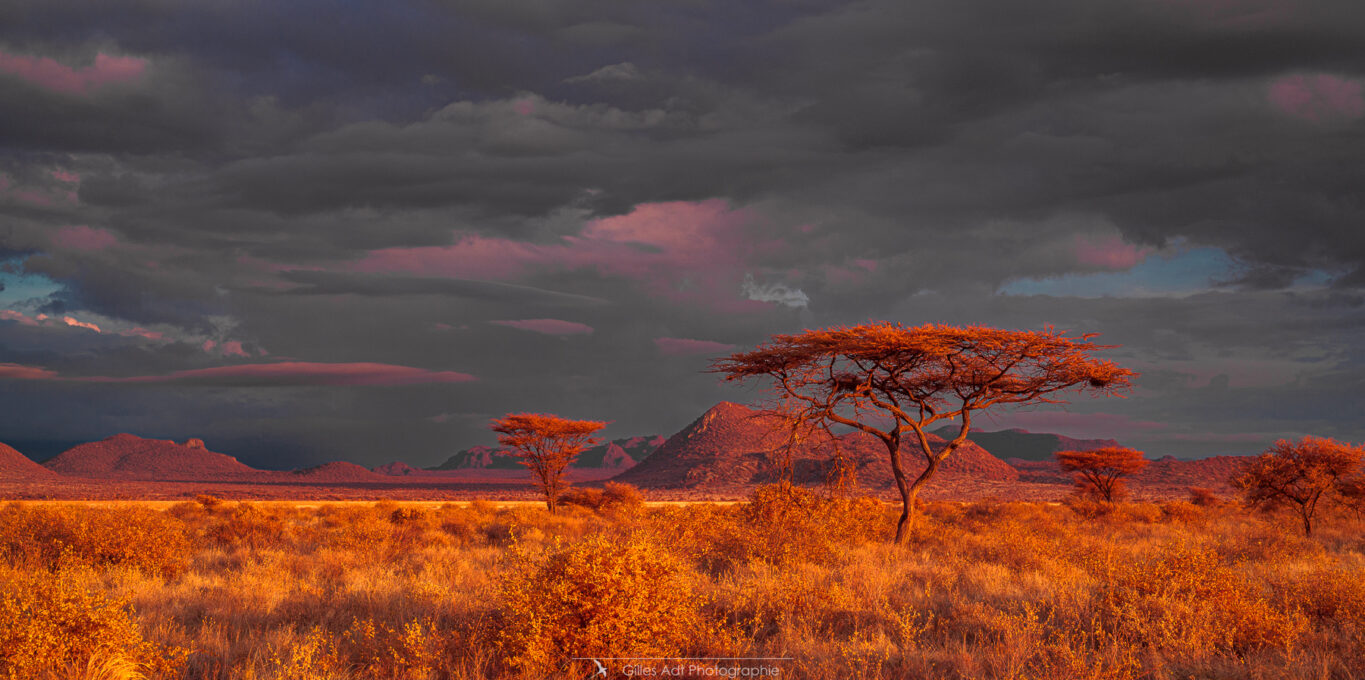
[930,426,1119,462]
[428,435,666,471]
[36,434,387,483]
[0,406,1254,494]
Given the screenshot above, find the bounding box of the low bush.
[0,505,190,578]
[497,531,709,673]
[559,481,646,515]
[0,567,186,680]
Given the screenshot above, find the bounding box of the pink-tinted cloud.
[1,310,105,334]
[823,258,880,288]
[50,169,80,183]
[1269,74,1365,122]
[1074,234,1153,270]
[0,50,146,94]
[52,225,118,251]
[0,310,39,326]
[119,327,166,341]
[654,337,736,356]
[491,319,594,335]
[0,363,58,380]
[62,316,101,333]
[10,189,52,206]
[513,99,535,116]
[219,341,250,357]
[357,199,779,311]
[85,362,477,387]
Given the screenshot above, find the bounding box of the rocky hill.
[373,461,422,476]
[614,402,1018,491]
[43,434,260,480]
[283,461,388,483]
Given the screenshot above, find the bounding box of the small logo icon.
[589,658,607,677]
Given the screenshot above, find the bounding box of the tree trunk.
[1301,507,1313,537]
[884,433,913,544]
[903,457,940,534]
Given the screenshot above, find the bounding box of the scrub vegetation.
[2,486,1364,679]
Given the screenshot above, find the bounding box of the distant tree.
[1233,436,1364,537]
[1337,475,1365,521]
[1055,446,1148,503]
[491,413,607,514]
[713,322,1134,543]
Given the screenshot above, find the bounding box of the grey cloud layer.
[1,0,1363,466]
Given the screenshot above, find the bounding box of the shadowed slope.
[932,426,1120,462]
[0,442,57,479]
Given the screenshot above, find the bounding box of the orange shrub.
[206,502,290,551]
[1188,487,1222,507]
[1097,545,1308,656]
[559,481,645,515]
[1160,500,1203,523]
[345,616,449,680]
[497,531,708,673]
[259,626,344,680]
[733,484,888,565]
[0,567,186,679]
[0,505,190,578]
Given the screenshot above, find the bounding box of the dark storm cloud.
[270,270,610,307]
[1,0,1363,465]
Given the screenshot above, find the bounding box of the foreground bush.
[0,504,189,577]
[0,567,185,680]
[497,531,709,673]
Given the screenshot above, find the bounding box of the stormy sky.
[2,0,1363,468]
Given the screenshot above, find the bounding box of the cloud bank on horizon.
[1,0,1363,467]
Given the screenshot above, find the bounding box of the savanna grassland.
[2,487,1363,680]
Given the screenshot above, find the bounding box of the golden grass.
[0,491,1362,679]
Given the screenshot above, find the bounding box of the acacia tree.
[1055,446,1148,503]
[713,322,1134,543]
[491,413,607,514]
[1234,436,1363,536]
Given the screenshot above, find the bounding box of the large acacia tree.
[713,323,1135,542]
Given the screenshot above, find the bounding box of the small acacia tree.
[1234,436,1364,536]
[1056,446,1148,503]
[713,322,1134,543]
[491,413,607,514]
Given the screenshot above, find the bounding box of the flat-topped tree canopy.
[491,413,607,513]
[713,322,1136,542]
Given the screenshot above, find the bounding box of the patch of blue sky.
[1000,247,1239,298]
[0,258,62,309]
